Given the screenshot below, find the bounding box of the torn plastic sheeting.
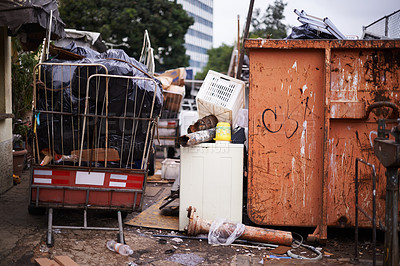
[208,218,245,245]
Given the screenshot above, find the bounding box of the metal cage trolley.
[28,62,161,245]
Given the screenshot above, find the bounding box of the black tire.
[28,205,46,215]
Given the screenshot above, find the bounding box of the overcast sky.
[213,0,399,47]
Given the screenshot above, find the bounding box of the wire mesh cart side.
[28,63,160,245]
[155,90,184,158]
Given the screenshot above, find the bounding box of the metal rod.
[31,184,142,193]
[53,225,120,231]
[372,164,377,266]
[45,10,52,60]
[84,209,87,228]
[117,211,124,244]
[32,164,146,173]
[384,167,399,266]
[236,0,254,79]
[120,79,130,168]
[133,192,138,210]
[35,187,40,207]
[85,190,90,207]
[47,208,53,246]
[356,205,373,222]
[355,158,359,263]
[384,17,389,37]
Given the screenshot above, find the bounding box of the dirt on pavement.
[0,169,384,265]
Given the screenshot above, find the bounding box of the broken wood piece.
[40,155,53,166]
[71,148,120,162]
[178,128,216,146]
[34,258,60,266]
[270,245,292,255]
[54,255,79,266]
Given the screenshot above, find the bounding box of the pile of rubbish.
[287,9,346,40]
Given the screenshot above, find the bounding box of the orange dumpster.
[244,39,400,241]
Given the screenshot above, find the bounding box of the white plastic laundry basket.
[196,70,245,126]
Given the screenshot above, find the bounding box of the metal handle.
[365,101,399,119]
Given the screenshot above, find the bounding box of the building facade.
[0,27,14,194]
[177,0,213,76]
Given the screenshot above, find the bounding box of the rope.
[287,239,323,260]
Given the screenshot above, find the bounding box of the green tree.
[58,0,194,72]
[250,0,288,39]
[195,44,233,80]
[11,38,38,122]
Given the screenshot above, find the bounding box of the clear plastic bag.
[208,219,245,245]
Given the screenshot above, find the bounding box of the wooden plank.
[145,186,163,197]
[125,197,178,230]
[54,256,79,266]
[71,148,120,162]
[34,258,60,266]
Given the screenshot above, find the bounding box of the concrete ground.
[0,169,383,265]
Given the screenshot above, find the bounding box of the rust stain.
[247,39,400,229]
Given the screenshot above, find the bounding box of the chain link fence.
[363,9,400,39]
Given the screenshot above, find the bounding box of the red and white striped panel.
[32,168,144,189]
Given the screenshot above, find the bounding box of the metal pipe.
[384,167,399,266]
[117,211,124,244]
[52,225,119,231]
[355,159,359,263]
[84,209,87,228]
[236,0,254,79]
[185,207,293,246]
[31,184,142,193]
[47,208,53,246]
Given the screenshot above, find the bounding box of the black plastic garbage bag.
[35,42,162,167]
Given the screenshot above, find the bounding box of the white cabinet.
[179,143,244,231]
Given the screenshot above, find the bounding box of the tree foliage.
[11,38,38,121]
[58,0,194,72]
[195,44,233,80]
[250,0,288,39]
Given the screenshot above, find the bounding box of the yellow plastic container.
[214,122,231,142]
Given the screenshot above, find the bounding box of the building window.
[187,29,213,43]
[184,0,213,14]
[185,43,209,54]
[187,11,213,28]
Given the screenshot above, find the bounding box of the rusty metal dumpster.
[245,39,400,241]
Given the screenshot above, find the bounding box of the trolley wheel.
[28,205,46,215]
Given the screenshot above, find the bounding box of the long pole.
[236,0,255,79]
[384,167,399,266]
